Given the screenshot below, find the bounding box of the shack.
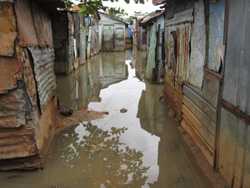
[0,0,63,170]
[163,0,222,165]
[52,7,101,75]
[99,12,128,51]
[162,0,250,187]
[140,10,165,82]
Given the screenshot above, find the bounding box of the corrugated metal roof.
[99,12,128,25]
[140,10,165,25]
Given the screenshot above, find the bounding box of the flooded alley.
[0,51,212,188]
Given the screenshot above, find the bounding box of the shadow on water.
[0,50,212,188]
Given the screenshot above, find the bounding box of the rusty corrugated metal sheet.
[0,89,26,128]
[15,0,53,48]
[28,47,56,108]
[0,127,38,160]
[15,0,38,47]
[140,10,165,26]
[22,49,38,106]
[31,1,53,47]
[0,57,21,93]
[0,2,17,56]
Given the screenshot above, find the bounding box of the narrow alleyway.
[0,51,212,188]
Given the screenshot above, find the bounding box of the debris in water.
[120,108,128,113]
[59,105,73,117]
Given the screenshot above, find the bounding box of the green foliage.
[107,7,128,18]
[64,0,73,8]
[79,0,104,16]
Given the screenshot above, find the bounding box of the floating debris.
[120,108,128,113]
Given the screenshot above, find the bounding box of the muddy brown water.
[0,51,212,188]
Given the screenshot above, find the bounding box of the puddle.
[0,50,212,188]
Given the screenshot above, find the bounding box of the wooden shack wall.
[164,2,193,115]
[217,0,250,187]
[164,0,225,166]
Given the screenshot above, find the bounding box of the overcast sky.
[71,0,160,16]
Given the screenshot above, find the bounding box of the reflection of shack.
[87,52,128,100]
[53,9,100,74]
[0,0,62,170]
[99,13,128,52]
[140,11,165,82]
[98,53,128,88]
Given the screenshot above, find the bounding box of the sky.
[71,0,160,16]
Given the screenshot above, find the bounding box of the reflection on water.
[0,50,212,188]
[56,52,128,110]
[58,123,149,188]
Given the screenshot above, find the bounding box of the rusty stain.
[31,2,53,47]
[0,127,38,160]
[14,0,38,47]
[0,89,26,128]
[0,2,17,56]
[15,0,53,48]
[21,49,38,106]
[0,57,21,93]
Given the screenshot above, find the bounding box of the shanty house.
[52,2,101,75]
[162,0,250,187]
[0,0,64,170]
[140,10,165,82]
[99,13,128,51]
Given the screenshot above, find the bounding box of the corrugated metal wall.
[217,0,250,187]
[0,2,16,56]
[0,0,57,169]
[28,47,56,108]
[208,0,225,72]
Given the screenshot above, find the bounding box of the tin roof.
[99,12,129,25]
[140,10,165,26]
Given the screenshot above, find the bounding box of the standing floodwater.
[0,51,212,188]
